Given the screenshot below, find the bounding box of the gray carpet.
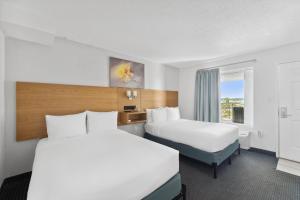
[179,150,300,200]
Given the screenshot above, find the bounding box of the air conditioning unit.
[232,107,244,123]
[239,131,250,150]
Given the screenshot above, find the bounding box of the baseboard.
[248,147,276,157]
[277,159,300,176]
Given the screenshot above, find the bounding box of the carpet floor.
[0,150,299,200]
[180,150,300,200]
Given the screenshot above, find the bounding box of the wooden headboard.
[16,82,178,141]
[140,89,178,110]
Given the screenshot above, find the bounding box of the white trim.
[0,29,5,184]
[199,59,256,71]
[276,64,281,158]
[277,158,300,176]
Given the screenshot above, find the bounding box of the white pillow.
[146,109,153,123]
[86,111,118,133]
[46,112,87,140]
[167,107,180,121]
[151,108,168,123]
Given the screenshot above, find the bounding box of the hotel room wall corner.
[0,28,6,184]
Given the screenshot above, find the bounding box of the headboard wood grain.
[16,82,178,141]
[117,88,141,111]
[140,89,178,110]
[16,82,118,141]
[166,91,178,107]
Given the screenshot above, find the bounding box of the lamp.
[126,89,138,100]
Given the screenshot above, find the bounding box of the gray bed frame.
[144,132,240,179]
[143,173,186,200]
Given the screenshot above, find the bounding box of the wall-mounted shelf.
[118,111,146,125]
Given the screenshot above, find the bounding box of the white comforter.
[145,119,239,153]
[27,129,179,200]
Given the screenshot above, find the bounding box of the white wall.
[0,30,5,184]
[179,42,300,152]
[165,65,179,91]
[4,37,179,177]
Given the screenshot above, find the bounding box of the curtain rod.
[199,59,257,71]
[278,60,300,65]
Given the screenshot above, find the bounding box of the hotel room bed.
[145,119,240,178]
[27,129,184,200]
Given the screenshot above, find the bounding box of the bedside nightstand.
[118,111,146,125]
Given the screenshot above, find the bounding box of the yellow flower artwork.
[109,57,144,88]
[115,63,134,82]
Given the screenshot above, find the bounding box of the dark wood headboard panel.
[16,82,178,141]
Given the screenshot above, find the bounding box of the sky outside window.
[220,80,244,98]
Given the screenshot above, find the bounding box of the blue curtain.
[194,69,220,122]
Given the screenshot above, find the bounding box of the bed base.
[144,132,240,179]
[173,184,186,200]
[143,173,186,200]
[212,144,240,178]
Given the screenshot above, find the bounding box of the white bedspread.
[145,119,239,153]
[27,129,179,200]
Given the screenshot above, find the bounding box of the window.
[220,68,253,125]
[220,77,244,123]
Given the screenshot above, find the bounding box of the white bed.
[145,119,239,153]
[27,129,179,200]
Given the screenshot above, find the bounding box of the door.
[279,62,300,162]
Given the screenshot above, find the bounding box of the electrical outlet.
[258,130,263,137]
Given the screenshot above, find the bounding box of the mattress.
[27,129,179,200]
[145,119,239,153]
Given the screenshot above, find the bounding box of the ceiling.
[2,0,300,67]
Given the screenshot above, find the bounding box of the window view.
[220,79,244,123]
